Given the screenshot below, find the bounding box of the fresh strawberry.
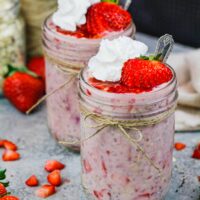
[174,143,186,151]
[2,140,18,151]
[25,175,39,187]
[35,184,56,198]
[3,72,45,113]
[121,58,173,90]
[0,183,7,196]
[47,170,62,187]
[27,57,45,80]
[86,2,131,36]
[44,160,65,172]
[2,150,20,162]
[0,196,19,200]
[83,159,92,173]
[192,144,200,159]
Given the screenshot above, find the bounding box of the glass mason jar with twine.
[42,14,136,151]
[21,0,57,56]
[79,66,178,199]
[0,0,25,66]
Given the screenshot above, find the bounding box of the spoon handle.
[155,34,174,62]
[120,0,132,10]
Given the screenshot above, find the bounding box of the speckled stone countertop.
[0,33,200,200]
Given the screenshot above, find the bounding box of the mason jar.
[0,0,25,96]
[42,15,136,151]
[79,66,178,200]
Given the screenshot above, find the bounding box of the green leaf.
[101,0,119,4]
[0,181,9,187]
[0,169,6,180]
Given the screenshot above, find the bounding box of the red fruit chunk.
[0,140,4,147]
[174,143,186,151]
[0,183,7,196]
[0,196,19,200]
[35,184,56,198]
[47,170,62,187]
[27,57,45,80]
[192,143,200,159]
[121,58,173,90]
[25,175,39,187]
[3,72,45,113]
[3,140,18,151]
[45,160,65,172]
[86,2,131,36]
[83,160,92,174]
[2,150,20,161]
[93,190,103,199]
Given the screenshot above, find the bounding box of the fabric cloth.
[168,49,200,131]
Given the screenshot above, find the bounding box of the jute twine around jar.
[26,51,83,114]
[20,0,57,56]
[79,104,177,174]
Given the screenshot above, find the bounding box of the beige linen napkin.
[168,50,200,131]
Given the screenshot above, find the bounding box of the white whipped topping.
[88,36,148,82]
[52,0,100,31]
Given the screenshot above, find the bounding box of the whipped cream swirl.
[52,0,100,31]
[88,36,148,82]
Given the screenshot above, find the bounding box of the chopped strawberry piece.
[27,57,45,80]
[192,143,200,159]
[25,175,39,187]
[45,160,65,172]
[2,150,20,161]
[83,160,92,173]
[0,196,19,200]
[47,170,62,187]
[2,140,18,151]
[0,183,7,196]
[174,143,186,151]
[93,190,103,199]
[35,184,56,198]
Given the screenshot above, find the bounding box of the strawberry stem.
[5,65,38,78]
[140,53,162,61]
[0,169,9,188]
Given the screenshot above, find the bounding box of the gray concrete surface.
[0,33,199,200]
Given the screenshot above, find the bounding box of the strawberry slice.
[121,58,173,90]
[0,196,19,200]
[35,184,56,198]
[174,143,186,151]
[2,140,18,151]
[192,144,200,159]
[2,150,20,161]
[25,175,39,187]
[86,2,131,36]
[27,57,45,81]
[0,183,7,196]
[47,170,62,187]
[44,160,65,172]
[0,140,4,147]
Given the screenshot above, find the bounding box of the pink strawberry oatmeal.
[79,37,178,199]
[42,0,135,151]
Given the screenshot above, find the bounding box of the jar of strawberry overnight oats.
[42,0,136,151]
[79,37,178,200]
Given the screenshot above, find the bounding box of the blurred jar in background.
[0,0,25,66]
[21,0,57,56]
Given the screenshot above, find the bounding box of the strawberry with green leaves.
[3,65,45,113]
[0,169,9,197]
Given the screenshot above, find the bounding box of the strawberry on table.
[86,2,131,36]
[2,140,18,151]
[44,160,65,172]
[0,183,7,196]
[121,57,173,91]
[35,184,56,198]
[27,57,45,81]
[47,170,62,187]
[0,196,19,200]
[174,143,186,151]
[25,175,39,187]
[2,150,20,162]
[3,65,45,113]
[192,144,200,159]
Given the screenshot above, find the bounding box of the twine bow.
[80,105,176,174]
